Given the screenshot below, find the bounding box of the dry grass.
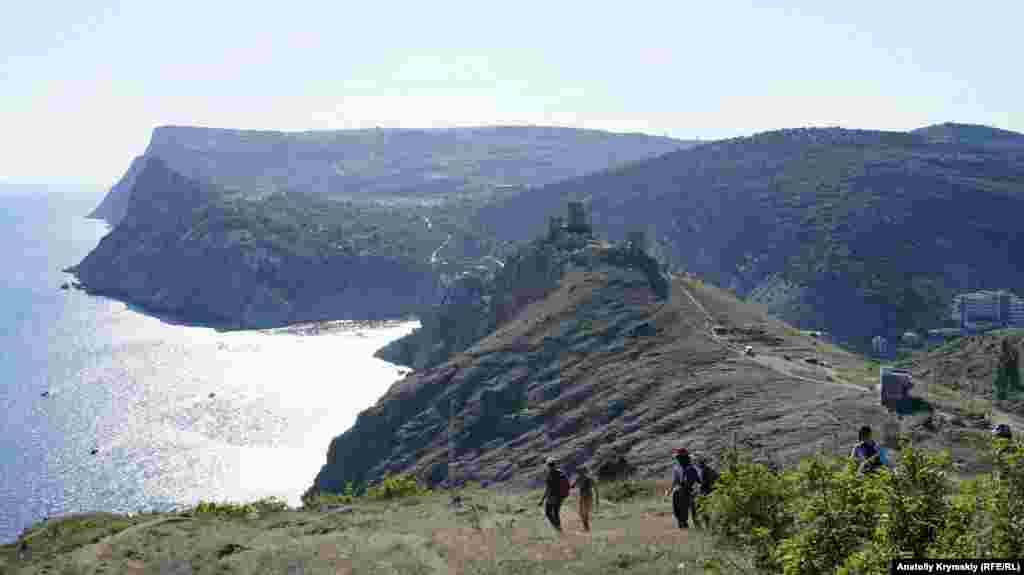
[1,485,747,575]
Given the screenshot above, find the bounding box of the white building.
[953,290,1024,330]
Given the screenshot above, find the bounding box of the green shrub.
[838,439,953,574]
[776,456,885,575]
[707,437,1024,573]
[602,480,649,503]
[978,438,1024,556]
[191,496,288,518]
[703,449,797,571]
[366,473,429,501]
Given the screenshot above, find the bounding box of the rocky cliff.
[375,229,669,371]
[308,225,908,496]
[68,158,439,328]
[86,155,145,224]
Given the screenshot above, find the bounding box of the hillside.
[475,124,1024,351]
[68,158,440,328]
[310,224,1013,499]
[913,122,1024,149]
[89,125,691,226]
[899,329,1024,416]
[1,484,737,574]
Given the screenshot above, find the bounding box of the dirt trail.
[673,276,874,396]
[674,274,1024,435]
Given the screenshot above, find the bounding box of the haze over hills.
[88,125,691,226]
[72,125,691,328]
[476,123,1024,351]
[74,121,1024,345]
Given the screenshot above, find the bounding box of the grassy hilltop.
[5,434,1023,574]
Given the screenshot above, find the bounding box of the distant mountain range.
[74,126,691,327]
[76,122,1024,346]
[88,125,691,226]
[476,123,1024,350]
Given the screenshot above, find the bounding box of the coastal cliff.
[69,158,439,328]
[75,125,691,327]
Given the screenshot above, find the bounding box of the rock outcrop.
[375,227,669,371]
[308,224,905,497]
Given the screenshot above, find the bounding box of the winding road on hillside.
[672,275,875,396]
[673,275,1024,432]
[430,234,452,265]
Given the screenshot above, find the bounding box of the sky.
[2,0,1021,186]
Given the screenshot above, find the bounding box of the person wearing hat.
[538,456,567,532]
[664,447,701,528]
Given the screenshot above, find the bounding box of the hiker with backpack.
[693,456,718,526]
[538,456,569,532]
[663,447,701,529]
[851,424,887,474]
[570,466,599,532]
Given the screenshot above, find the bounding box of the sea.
[0,185,418,543]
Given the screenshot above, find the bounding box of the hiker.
[538,456,568,532]
[851,425,886,474]
[696,457,718,496]
[664,447,700,529]
[571,466,599,532]
[992,424,1014,458]
[693,456,719,526]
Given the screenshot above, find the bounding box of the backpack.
[558,471,571,498]
[699,465,719,495]
[858,441,883,473]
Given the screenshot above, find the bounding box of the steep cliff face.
[308,233,901,496]
[86,155,146,223]
[69,158,438,328]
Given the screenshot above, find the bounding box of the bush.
[702,449,797,572]
[776,456,884,575]
[366,473,429,501]
[602,480,649,503]
[838,439,953,574]
[704,436,1024,573]
[190,496,289,518]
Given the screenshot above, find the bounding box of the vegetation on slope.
[71,158,442,327]
[7,437,1023,574]
[477,125,1024,351]
[90,125,692,226]
[902,329,1024,416]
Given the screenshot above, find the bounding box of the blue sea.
[0,186,417,543]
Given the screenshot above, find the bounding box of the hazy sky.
[2,0,1020,186]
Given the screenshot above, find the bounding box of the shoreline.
[61,268,420,336]
[262,318,420,337]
